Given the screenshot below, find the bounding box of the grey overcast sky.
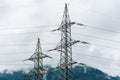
[0,0,120,76]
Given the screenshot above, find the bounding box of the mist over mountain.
[0,65,119,80]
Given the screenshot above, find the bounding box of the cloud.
[0,0,120,76]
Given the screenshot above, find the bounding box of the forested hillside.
[0,65,119,80]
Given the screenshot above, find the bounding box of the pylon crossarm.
[51,21,76,32]
[75,22,86,26]
[42,54,52,58]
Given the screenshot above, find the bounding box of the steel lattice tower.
[59,4,74,80]
[48,3,90,80]
[25,38,51,80]
[48,4,80,80]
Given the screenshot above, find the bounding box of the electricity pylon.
[48,3,89,80]
[25,38,52,80]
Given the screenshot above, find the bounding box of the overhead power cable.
[0,51,33,55]
[0,25,56,30]
[0,24,119,34]
[0,42,119,55]
[72,32,120,43]
[74,53,120,63]
[0,42,119,51]
[0,43,56,46]
[39,55,120,73]
[73,24,120,33]
[0,24,119,35]
[47,52,120,65]
[75,42,120,51]
[0,50,120,63]
[91,43,120,50]
[53,32,120,44]
[86,25,120,33]
[0,31,49,35]
[47,52,120,63]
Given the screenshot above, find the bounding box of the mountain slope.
[0,65,119,80]
[46,65,120,80]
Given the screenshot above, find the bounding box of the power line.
[0,24,118,34]
[53,33,120,50]
[47,58,120,73]
[0,25,56,30]
[75,43,120,51]
[40,54,120,73]
[46,52,120,64]
[52,33,120,50]
[0,52,33,55]
[0,42,119,51]
[91,43,120,50]
[52,31,120,44]
[1,55,120,73]
[1,51,120,64]
[72,32,120,43]
[73,53,120,64]
[0,51,117,62]
[73,24,120,33]
[0,24,119,34]
[0,31,49,35]
[0,29,116,37]
[0,42,119,55]
[0,43,55,46]
[86,25,120,33]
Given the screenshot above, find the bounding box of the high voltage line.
[0,27,119,44]
[0,31,49,35]
[0,24,119,34]
[0,43,55,46]
[0,30,119,43]
[48,52,120,63]
[1,51,120,64]
[53,32,120,46]
[73,25,120,33]
[0,25,56,30]
[0,42,119,51]
[75,43,120,51]
[1,56,120,74]
[85,25,120,33]
[0,30,118,52]
[72,32,120,43]
[74,53,120,64]
[0,56,116,66]
[0,51,119,63]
